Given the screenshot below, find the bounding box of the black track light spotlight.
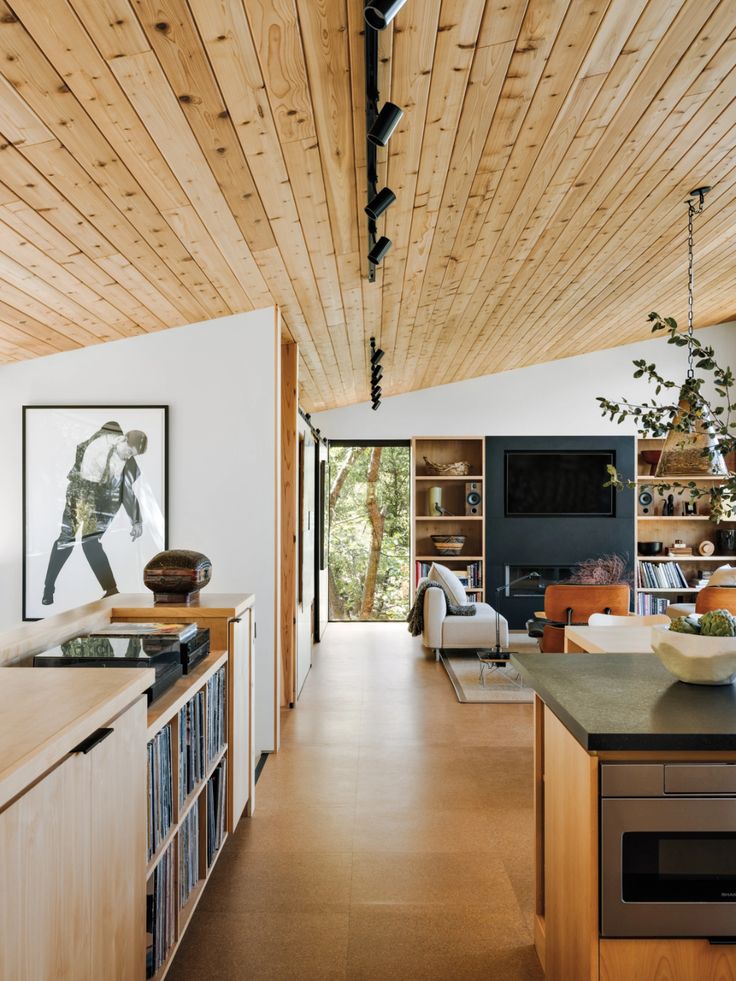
[371,401,381,411]
[371,382,382,396]
[367,102,404,147]
[365,186,396,221]
[371,366,383,385]
[368,235,392,266]
[364,0,408,30]
[370,346,384,367]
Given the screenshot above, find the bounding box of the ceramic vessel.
[144,549,212,605]
[430,534,465,556]
[650,624,736,685]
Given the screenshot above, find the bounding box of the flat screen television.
[505,451,615,517]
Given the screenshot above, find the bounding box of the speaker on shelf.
[638,489,653,515]
[465,481,482,516]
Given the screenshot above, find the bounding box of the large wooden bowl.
[651,624,736,685]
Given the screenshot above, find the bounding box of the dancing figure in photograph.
[42,420,148,605]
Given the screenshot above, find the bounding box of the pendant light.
[655,187,728,478]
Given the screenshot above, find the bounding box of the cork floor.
[168,623,544,981]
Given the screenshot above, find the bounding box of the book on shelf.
[179,805,200,910]
[638,560,688,590]
[636,594,670,615]
[147,725,173,862]
[146,843,175,978]
[415,559,482,590]
[206,758,227,867]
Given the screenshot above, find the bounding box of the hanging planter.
[598,187,736,522]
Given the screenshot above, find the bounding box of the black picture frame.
[23,405,169,620]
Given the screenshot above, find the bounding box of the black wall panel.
[485,435,636,629]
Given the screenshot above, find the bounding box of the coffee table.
[476,650,524,687]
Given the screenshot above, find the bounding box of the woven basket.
[423,456,470,477]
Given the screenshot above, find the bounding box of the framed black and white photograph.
[23,405,168,620]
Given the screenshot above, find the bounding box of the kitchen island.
[512,652,736,981]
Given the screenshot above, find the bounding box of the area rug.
[440,633,536,703]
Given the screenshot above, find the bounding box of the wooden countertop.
[0,667,153,809]
[111,592,255,619]
[0,592,255,667]
[564,624,653,654]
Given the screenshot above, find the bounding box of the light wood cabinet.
[0,695,146,981]
[601,939,736,981]
[534,696,736,981]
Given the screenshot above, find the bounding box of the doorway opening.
[328,441,410,621]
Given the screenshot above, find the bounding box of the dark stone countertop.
[511,652,736,751]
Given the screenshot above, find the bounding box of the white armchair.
[421,582,509,660]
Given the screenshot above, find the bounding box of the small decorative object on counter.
[423,456,470,477]
[430,534,465,556]
[682,501,698,516]
[663,494,675,516]
[699,539,715,556]
[144,549,212,605]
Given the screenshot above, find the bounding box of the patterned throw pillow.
[428,562,467,606]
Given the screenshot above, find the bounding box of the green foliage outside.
[328,445,410,621]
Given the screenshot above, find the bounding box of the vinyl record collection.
[206,759,227,868]
[178,691,205,804]
[178,805,200,910]
[146,844,175,978]
[147,725,173,861]
[206,666,226,762]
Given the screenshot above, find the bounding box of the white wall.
[314,323,736,438]
[0,309,280,754]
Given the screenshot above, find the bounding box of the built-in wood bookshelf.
[411,437,485,600]
[635,436,735,613]
[145,650,229,980]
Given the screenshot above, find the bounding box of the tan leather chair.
[695,586,736,614]
[536,584,631,653]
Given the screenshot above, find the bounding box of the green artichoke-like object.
[669,616,701,635]
[699,609,736,637]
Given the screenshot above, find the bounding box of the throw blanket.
[407,580,476,637]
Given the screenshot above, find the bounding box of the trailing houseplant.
[597,312,736,522]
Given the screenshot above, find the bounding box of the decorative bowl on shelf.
[430,534,466,556]
[637,541,663,556]
[423,456,470,477]
[650,624,736,685]
[639,450,662,475]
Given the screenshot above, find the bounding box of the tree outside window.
[328,444,410,621]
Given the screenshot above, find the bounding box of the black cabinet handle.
[71,727,114,754]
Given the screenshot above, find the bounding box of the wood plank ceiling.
[0,1,733,410]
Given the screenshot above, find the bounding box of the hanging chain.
[686,188,707,379]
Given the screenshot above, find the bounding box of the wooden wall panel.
[280,342,298,708]
[0,1,731,405]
